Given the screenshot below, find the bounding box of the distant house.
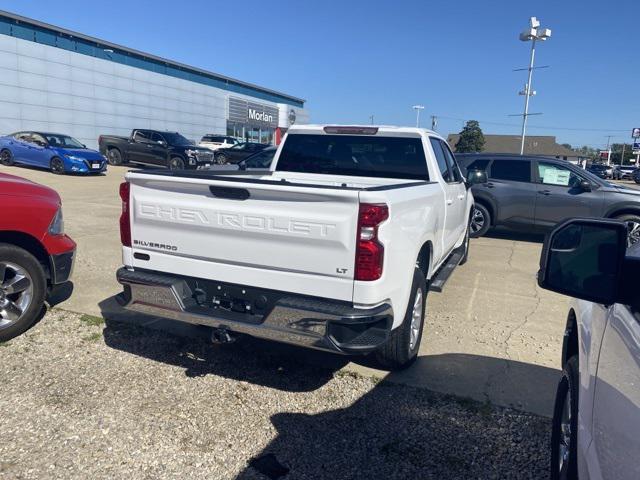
[446,134,589,165]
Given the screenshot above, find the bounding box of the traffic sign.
[634,141,640,150]
[633,128,640,139]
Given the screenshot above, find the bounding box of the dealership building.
[0,10,308,149]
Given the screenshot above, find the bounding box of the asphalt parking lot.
[0,163,581,415]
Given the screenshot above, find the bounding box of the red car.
[0,172,76,341]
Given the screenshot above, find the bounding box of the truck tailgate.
[127,173,361,301]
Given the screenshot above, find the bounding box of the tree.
[610,143,636,165]
[561,143,572,150]
[454,120,485,153]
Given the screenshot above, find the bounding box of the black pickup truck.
[98,129,214,170]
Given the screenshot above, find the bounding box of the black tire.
[0,148,14,166]
[107,148,123,166]
[614,214,640,247]
[375,268,427,370]
[169,156,185,170]
[215,152,227,165]
[50,157,65,175]
[469,203,491,238]
[550,355,579,480]
[0,243,47,342]
[458,216,471,266]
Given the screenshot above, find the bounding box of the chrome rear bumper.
[116,267,393,354]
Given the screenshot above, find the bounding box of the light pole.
[412,105,425,127]
[518,17,551,155]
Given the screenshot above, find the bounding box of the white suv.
[198,135,239,151]
[538,218,640,480]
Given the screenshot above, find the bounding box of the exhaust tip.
[211,327,236,344]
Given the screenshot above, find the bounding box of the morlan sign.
[228,97,279,128]
[248,108,274,124]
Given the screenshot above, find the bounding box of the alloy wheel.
[51,158,64,174]
[557,389,572,478]
[408,289,423,351]
[0,262,33,329]
[625,220,640,247]
[470,207,485,234]
[0,149,12,165]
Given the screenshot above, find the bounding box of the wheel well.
[416,241,432,278]
[562,309,579,367]
[474,198,495,226]
[607,208,640,219]
[0,231,50,280]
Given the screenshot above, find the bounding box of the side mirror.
[81,144,87,149]
[579,180,592,191]
[238,162,247,171]
[538,218,639,307]
[466,169,488,187]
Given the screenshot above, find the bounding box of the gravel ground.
[0,310,551,479]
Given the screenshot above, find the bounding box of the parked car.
[633,168,640,184]
[618,165,637,180]
[585,163,610,179]
[205,146,277,172]
[611,165,623,180]
[456,153,640,244]
[98,130,214,170]
[213,142,269,164]
[538,218,640,480]
[0,132,107,175]
[116,125,476,369]
[198,135,240,152]
[0,172,76,341]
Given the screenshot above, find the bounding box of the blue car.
[0,131,107,175]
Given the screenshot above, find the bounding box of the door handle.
[446,199,453,205]
[538,190,551,196]
[457,194,465,200]
[484,182,495,188]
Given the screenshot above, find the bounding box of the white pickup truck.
[116,125,477,368]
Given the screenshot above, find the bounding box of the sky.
[1,0,638,149]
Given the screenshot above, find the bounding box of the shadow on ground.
[98,296,348,392]
[234,367,552,480]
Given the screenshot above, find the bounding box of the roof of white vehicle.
[288,124,440,136]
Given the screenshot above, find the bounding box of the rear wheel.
[169,157,185,170]
[469,204,491,238]
[0,244,46,342]
[215,152,227,164]
[550,356,579,480]
[0,148,14,166]
[614,214,640,247]
[375,268,426,370]
[107,148,123,166]
[50,157,65,175]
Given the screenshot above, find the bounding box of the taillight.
[355,203,388,281]
[119,182,131,247]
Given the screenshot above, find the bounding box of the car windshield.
[276,134,429,180]
[161,132,193,146]
[44,134,85,148]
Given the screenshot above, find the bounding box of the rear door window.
[537,162,583,188]
[490,159,531,182]
[277,134,429,180]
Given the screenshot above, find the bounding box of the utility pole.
[605,135,614,165]
[431,115,437,130]
[620,143,626,165]
[412,105,425,128]
[517,17,552,155]
[369,115,374,125]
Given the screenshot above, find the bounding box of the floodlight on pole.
[517,17,552,155]
[412,105,425,127]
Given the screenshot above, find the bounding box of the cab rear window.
[276,134,429,180]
